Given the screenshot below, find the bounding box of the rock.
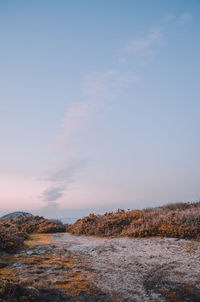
[0,212,32,222]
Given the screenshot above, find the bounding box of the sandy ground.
[32,234,200,301]
[55,234,200,302]
[2,233,200,302]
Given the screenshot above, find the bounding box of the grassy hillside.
[67,202,200,239]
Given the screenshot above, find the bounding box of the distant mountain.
[0,211,32,222]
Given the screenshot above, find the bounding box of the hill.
[0,211,32,222]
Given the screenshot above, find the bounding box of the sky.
[0,0,200,218]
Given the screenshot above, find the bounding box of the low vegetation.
[0,223,27,254]
[0,278,74,302]
[0,215,66,254]
[0,215,73,301]
[0,203,199,302]
[68,201,200,239]
[12,215,66,234]
[0,276,112,302]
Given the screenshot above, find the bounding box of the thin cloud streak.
[58,70,137,149]
[58,99,97,149]
[83,70,137,99]
[43,186,65,202]
[43,70,138,209]
[41,23,165,211]
[41,158,87,211]
[123,27,162,56]
[163,12,193,26]
[41,21,168,210]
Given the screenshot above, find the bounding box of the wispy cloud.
[43,186,65,202]
[123,27,162,57]
[41,158,86,211]
[164,12,193,26]
[40,23,168,210]
[58,70,137,148]
[58,99,96,149]
[46,159,86,182]
[83,70,137,99]
[41,17,191,211]
[120,13,192,63]
[178,13,193,26]
[36,13,196,215]
[42,70,137,208]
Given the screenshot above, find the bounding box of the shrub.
[0,216,66,254]
[8,215,66,235]
[68,202,200,239]
[0,223,27,254]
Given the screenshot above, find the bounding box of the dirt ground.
[1,233,200,302]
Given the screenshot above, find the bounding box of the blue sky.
[0,0,200,218]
